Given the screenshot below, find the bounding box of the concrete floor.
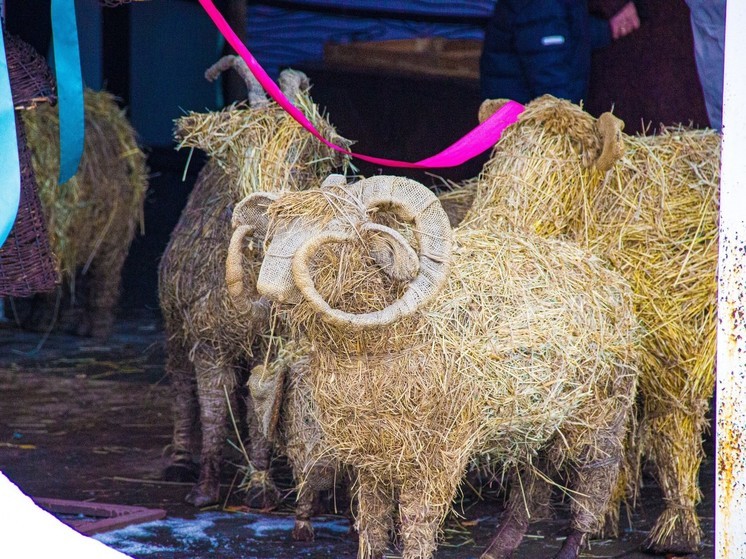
[0,310,715,558]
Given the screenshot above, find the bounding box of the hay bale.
[158,58,350,510]
[473,95,719,553]
[18,89,148,338]
[239,175,639,559]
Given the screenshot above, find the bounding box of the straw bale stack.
[229,174,639,559]
[473,95,719,554]
[16,89,148,338]
[158,56,350,509]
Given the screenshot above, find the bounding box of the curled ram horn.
[290,176,454,328]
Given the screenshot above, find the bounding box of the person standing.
[479,0,638,104]
[586,0,709,134]
[684,0,726,131]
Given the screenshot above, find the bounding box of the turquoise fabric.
[0,26,20,249]
[51,0,84,184]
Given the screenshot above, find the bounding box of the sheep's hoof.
[185,483,220,507]
[642,506,701,556]
[292,519,315,542]
[162,459,199,483]
[552,530,584,559]
[77,314,113,339]
[243,475,280,511]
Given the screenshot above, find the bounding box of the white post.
[716,1,746,558]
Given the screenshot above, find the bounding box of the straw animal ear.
[362,223,419,282]
[226,193,279,305]
[595,112,625,172]
[321,174,347,189]
[478,99,512,124]
[232,192,279,232]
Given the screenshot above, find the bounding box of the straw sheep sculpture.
[227,173,639,559]
[158,55,349,507]
[14,89,148,338]
[473,95,719,554]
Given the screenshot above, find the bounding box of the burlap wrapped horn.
[290,176,452,328]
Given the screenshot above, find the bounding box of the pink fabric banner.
[197,0,525,169]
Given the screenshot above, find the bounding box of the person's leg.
[686,0,726,130]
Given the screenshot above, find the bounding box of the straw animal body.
[16,89,148,338]
[232,174,639,559]
[474,95,720,554]
[158,56,349,509]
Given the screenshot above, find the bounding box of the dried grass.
[175,93,351,200]
[472,95,719,548]
[161,87,351,367]
[264,181,639,555]
[21,89,148,285]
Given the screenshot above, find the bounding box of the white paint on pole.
[717,1,746,558]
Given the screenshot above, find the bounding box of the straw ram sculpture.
[227,173,639,559]
[158,55,349,508]
[14,89,148,338]
[474,95,720,554]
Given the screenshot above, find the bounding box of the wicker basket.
[5,31,56,110]
[0,32,58,297]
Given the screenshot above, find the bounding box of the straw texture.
[159,60,350,509]
[250,176,639,559]
[473,95,719,553]
[17,89,148,338]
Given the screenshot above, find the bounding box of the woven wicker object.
[229,174,640,559]
[473,95,719,554]
[17,89,148,338]
[0,31,58,297]
[5,31,56,110]
[158,56,350,513]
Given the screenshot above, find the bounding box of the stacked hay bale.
[158,56,350,509]
[232,174,639,559]
[473,95,719,554]
[18,89,148,338]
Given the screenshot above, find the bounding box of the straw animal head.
[479,96,624,171]
[470,96,627,236]
[227,175,453,329]
[174,56,351,196]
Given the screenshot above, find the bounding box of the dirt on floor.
[0,310,715,559]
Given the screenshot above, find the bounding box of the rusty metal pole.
[716,2,746,558]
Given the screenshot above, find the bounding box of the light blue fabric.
[51,0,84,184]
[0,25,20,249]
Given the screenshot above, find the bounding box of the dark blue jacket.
[480,0,611,104]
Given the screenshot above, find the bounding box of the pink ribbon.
[197,0,525,169]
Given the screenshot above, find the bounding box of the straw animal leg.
[355,475,395,559]
[75,241,128,339]
[481,466,551,559]
[399,478,453,559]
[242,391,280,510]
[9,290,60,333]
[293,479,318,542]
[643,405,706,554]
[185,347,237,507]
[162,336,199,482]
